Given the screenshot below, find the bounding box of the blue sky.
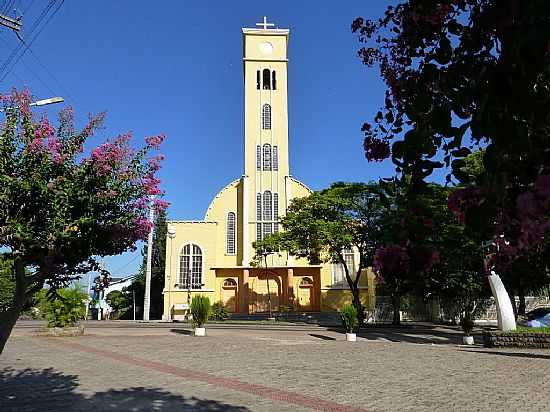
[1,1,399,278]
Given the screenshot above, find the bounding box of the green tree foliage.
[353,1,550,272]
[0,258,15,312]
[106,290,131,319]
[0,89,166,353]
[190,295,211,328]
[124,210,167,319]
[209,301,229,321]
[37,286,88,328]
[255,182,387,324]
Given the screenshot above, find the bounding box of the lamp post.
[166,226,176,321]
[0,96,64,112]
[143,196,155,321]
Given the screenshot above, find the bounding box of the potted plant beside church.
[340,304,358,342]
[190,295,211,336]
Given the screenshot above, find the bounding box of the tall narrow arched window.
[262,104,271,130]
[272,71,277,90]
[263,143,272,171]
[262,69,271,90]
[256,193,262,221]
[273,193,279,233]
[272,146,278,171]
[263,191,272,221]
[256,145,261,170]
[179,244,203,289]
[273,193,279,221]
[256,70,260,89]
[226,212,236,254]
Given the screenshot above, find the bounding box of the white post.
[143,200,155,321]
[488,272,517,331]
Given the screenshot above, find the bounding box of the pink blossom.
[82,112,105,137]
[27,138,45,154]
[34,117,55,139]
[153,198,169,211]
[447,187,484,224]
[145,134,165,149]
[11,88,32,116]
[90,133,132,175]
[142,175,162,195]
[133,216,153,240]
[374,245,410,275]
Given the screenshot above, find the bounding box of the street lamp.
[166,226,176,321]
[0,96,64,112]
[30,96,64,107]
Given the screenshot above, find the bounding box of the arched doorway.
[251,275,281,313]
[221,278,238,312]
[298,277,313,311]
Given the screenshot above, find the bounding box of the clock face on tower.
[258,41,273,55]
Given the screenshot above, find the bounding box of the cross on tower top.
[255,16,275,30]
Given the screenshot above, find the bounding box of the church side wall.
[163,221,218,320]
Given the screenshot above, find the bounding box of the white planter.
[346,333,357,342]
[463,335,474,345]
[194,327,206,336]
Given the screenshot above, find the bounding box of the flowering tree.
[353,0,550,272]
[0,89,167,353]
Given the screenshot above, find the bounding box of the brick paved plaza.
[1,321,549,411]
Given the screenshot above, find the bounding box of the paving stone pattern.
[1,322,550,411]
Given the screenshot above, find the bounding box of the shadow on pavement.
[460,349,550,360]
[309,333,337,341]
[327,324,468,345]
[0,367,251,411]
[170,328,193,335]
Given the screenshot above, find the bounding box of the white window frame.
[226,212,236,255]
[177,243,204,290]
[262,104,271,130]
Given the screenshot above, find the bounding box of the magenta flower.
[145,134,165,149]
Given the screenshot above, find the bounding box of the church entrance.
[250,275,281,313]
[297,277,313,311]
[221,278,238,312]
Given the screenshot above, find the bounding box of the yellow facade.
[162,20,373,320]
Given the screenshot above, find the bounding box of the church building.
[163,19,372,320]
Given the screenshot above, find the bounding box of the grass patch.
[514,326,550,334]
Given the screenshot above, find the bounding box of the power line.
[0,31,58,95]
[0,0,63,83]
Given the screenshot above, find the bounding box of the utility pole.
[0,13,21,32]
[143,197,155,321]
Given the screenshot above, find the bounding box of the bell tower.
[241,17,290,265]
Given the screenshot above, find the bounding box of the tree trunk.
[351,285,365,326]
[391,294,401,326]
[518,283,526,316]
[0,259,27,355]
[508,289,518,320]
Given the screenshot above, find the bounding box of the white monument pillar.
[488,272,516,331]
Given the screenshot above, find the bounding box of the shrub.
[106,290,130,319]
[339,303,358,333]
[460,317,475,335]
[37,286,88,328]
[209,301,228,321]
[190,295,211,328]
